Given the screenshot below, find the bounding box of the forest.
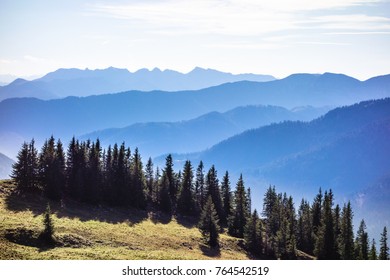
[10,136,389,260]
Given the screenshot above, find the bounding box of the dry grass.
[0,180,249,260]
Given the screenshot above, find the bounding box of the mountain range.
[1,72,389,159]
[167,98,390,238]
[80,105,329,158]
[0,67,275,101]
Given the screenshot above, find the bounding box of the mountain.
[0,67,275,101]
[0,73,389,158]
[177,99,390,192]
[168,98,390,239]
[0,153,14,179]
[80,105,329,158]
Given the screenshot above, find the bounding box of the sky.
[0,0,390,80]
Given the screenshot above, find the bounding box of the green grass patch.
[0,180,249,260]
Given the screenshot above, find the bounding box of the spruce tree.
[228,174,249,238]
[164,154,176,203]
[55,139,66,198]
[221,171,232,226]
[39,136,62,200]
[315,190,336,260]
[247,187,252,215]
[41,203,55,244]
[340,202,354,259]
[275,194,296,259]
[130,147,146,209]
[158,171,172,214]
[311,188,323,239]
[379,226,389,260]
[145,157,154,202]
[355,219,369,260]
[244,209,263,256]
[205,165,223,224]
[198,196,220,247]
[177,160,195,216]
[195,161,205,212]
[262,186,279,255]
[11,139,39,192]
[297,199,313,254]
[152,167,161,205]
[369,238,377,260]
[102,145,114,205]
[84,139,102,204]
[333,204,341,259]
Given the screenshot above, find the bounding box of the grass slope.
[0,180,249,260]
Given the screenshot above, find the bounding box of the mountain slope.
[0,153,14,179]
[0,67,275,101]
[0,180,248,260]
[188,98,390,176]
[168,99,390,239]
[80,105,328,158]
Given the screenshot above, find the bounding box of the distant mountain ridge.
[80,105,329,158]
[0,67,275,101]
[171,98,390,197]
[1,72,389,158]
[166,98,390,240]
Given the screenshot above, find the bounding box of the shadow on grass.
[175,214,199,229]
[149,210,172,225]
[199,243,221,258]
[4,227,56,252]
[4,227,95,252]
[4,188,149,226]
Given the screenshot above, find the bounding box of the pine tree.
[177,160,195,216]
[311,188,323,239]
[55,139,66,198]
[355,219,369,260]
[195,161,205,212]
[130,148,146,209]
[198,196,220,247]
[158,171,172,214]
[102,145,114,205]
[333,204,341,259]
[41,203,54,244]
[379,226,389,260]
[262,186,279,256]
[228,174,249,238]
[244,210,263,256]
[340,202,354,259]
[164,154,176,203]
[369,238,377,260]
[315,190,336,260]
[11,139,39,192]
[66,137,78,198]
[297,199,313,254]
[247,187,252,215]
[39,136,63,200]
[152,167,161,205]
[275,194,296,259]
[145,157,154,202]
[84,139,102,204]
[205,165,223,224]
[221,171,232,226]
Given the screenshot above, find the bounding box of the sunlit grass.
[0,180,248,260]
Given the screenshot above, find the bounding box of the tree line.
[11,137,389,260]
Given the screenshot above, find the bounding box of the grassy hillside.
[0,180,250,260]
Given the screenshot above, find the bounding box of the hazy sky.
[1,0,390,80]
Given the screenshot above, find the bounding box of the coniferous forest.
[10,136,389,260]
